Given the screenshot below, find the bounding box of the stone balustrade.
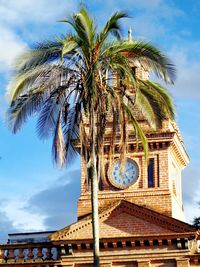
[0,243,59,264]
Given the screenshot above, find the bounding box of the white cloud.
[168,44,200,99]
[182,166,200,223]
[0,0,77,73]
[0,170,80,235]
[25,170,80,230]
[104,0,182,15]
[0,26,27,73]
[0,198,47,231]
[0,0,77,25]
[184,201,200,224]
[98,0,183,39]
[151,43,200,100]
[132,14,166,39]
[0,210,17,243]
[126,0,183,18]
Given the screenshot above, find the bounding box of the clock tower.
[77,64,189,223]
[1,39,199,267]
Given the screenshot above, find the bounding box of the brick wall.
[78,110,188,221]
[78,189,173,219]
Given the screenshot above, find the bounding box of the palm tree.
[7,7,175,267]
[193,217,200,229]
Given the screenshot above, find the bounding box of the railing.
[0,243,59,264]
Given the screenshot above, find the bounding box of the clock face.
[110,158,139,189]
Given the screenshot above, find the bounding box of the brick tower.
[77,63,189,222]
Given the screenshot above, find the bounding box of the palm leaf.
[15,39,63,73]
[52,110,65,166]
[140,81,175,120]
[63,103,81,165]
[123,103,148,159]
[7,89,44,133]
[37,94,60,139]
[98,11,128,46]
[102,40,176,84]
[135,89,158,129]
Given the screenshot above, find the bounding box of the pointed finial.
[128,27,132,42]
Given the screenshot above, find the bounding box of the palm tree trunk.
[90,107,100,267]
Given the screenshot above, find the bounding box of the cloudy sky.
[0,0,199,243]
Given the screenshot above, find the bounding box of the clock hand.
[124,173,131,180]
[126,166,134,172]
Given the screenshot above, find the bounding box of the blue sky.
[0,0,200,243]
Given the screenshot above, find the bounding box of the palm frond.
[61,37,78,59]
[37,93,60,139]
[123,103,148,159]
[118,103,127,167]
[145,81,175,119]
[61,7,95,61]
[8,64,54,101]
[99,11,128,43]
[135,89,158,129]
[63,103,81,165]
[7,89,44,133]
[15,39,63,73]
[36,74,76,140]
[140,80,175,120]
[7,6,176,169]
[102,40,176,84]
[52,110,65,166]
[75,7,95,46]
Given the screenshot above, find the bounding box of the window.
[148,159,154,188]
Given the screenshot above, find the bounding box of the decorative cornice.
[50,200,196,241]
